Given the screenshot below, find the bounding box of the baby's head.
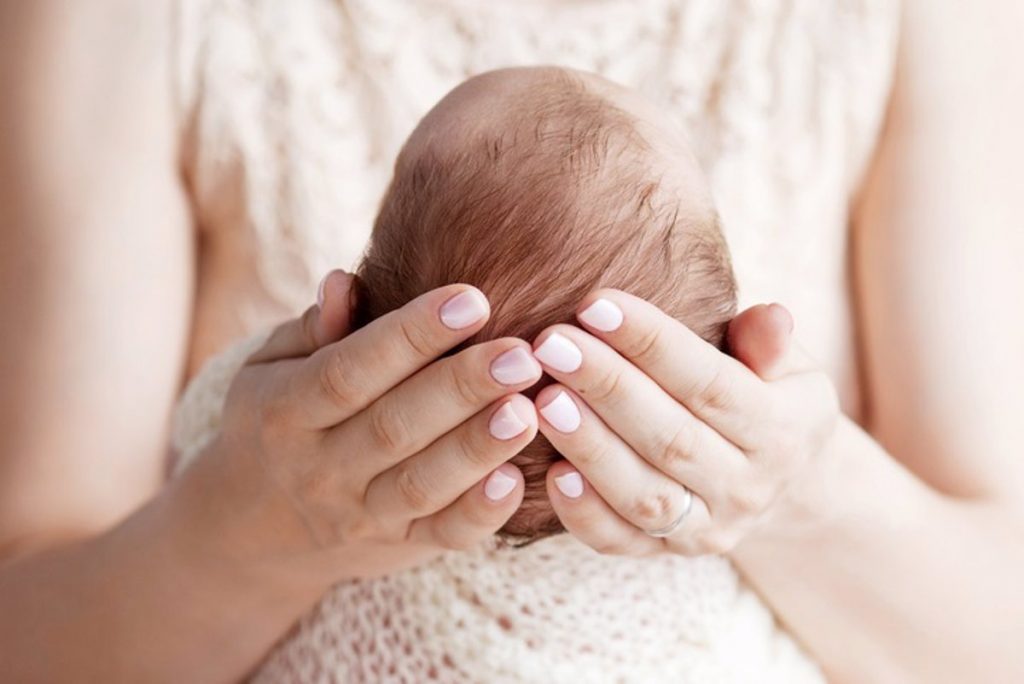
[353,67,737,545]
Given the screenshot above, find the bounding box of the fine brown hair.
[353,70,737,544]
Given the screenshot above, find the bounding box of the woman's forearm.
[0,460,328,683]
[731,417,1024,684]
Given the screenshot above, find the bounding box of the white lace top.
[171,0,899,680]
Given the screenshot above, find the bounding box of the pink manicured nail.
[578,298,623,332]
[488,401,530,440]
[440,290,490,329]
[554,471,584,498]
[490,347,541,385]
[533,332,582,373]
[316,273,329,308]
[484,469,518,501]
[539,390,581,433]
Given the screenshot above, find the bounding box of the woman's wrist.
[731,414,939,560]
[158,438,340,605]
[737,416,852,548]
[0,449,333,683]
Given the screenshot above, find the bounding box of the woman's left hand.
[532,289,840,556]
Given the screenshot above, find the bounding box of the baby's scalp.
[354,66,737,544]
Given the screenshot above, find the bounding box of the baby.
[352,66,737,544]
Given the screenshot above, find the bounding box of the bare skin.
[1,2,1022,684]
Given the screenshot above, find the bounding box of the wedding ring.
[643,486,694,538]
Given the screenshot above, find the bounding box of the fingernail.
[440,289,490,330]
[484,469,518,501]
[578,298,623,332]
[533,332,582,373]
[490,347,540,385]
[488,401,530,440]
[554,471,584,498]
[539,390,581,433]
[316,273,329,308]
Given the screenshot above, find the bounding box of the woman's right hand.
[175,273,542,586]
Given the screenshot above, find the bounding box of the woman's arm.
[854,0,1024,504]
[0,3,283,680]
[732,2,1024,681]
[0,0,191,561]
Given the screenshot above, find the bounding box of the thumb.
[248,269,358,364]
[727,303,815,381]
[315,269,358,345]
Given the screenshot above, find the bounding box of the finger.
[725,303,791,379]
[726,303,816,380]
[405,463,525,551]
[327,338,541,481]
[531,322,755,460]
[549,460,721,557]
[285,284,492,429]
[248,270,357,364]
[364,395,538,521]
[545,460,661,556]
[572,289,772,443]
[533,384,719,536]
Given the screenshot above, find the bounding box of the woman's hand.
[530,289,839,557]
[175,272,544,586]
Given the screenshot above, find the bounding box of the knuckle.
[691,366,735,414]
[334,514,380,545]
[584,368,626,407]
[726,485,768,516]
[319,353,367,412]
[367,401,414,454]
[447,358,488,407]
[457,425,501,470]
[622,324,664,364]
[394,466,435,513]
[660,425,698,468]
[571,443,611,468]
[397,315,438,360]
[294,468,339,507]
[628,488,677,530]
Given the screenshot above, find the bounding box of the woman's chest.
[183,0,898,417]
